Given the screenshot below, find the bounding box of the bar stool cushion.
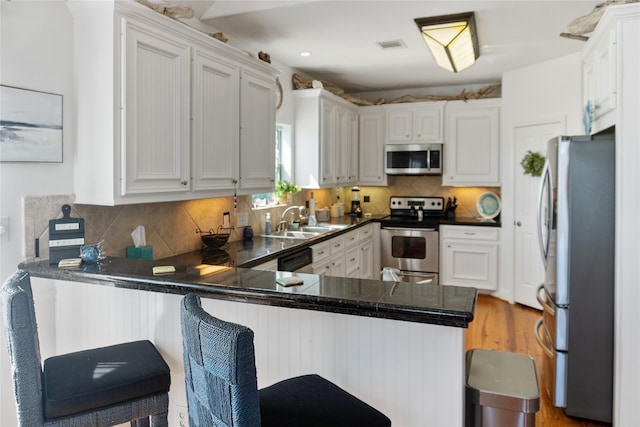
[259,374,391,427]
[43,340,171,418]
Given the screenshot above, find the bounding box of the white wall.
[0,2,75,425]
[498,53,583,302]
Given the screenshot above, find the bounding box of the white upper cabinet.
[239,69,276,190]
[69,1,278,205]
[191,48,240,192]
[358,106,387,186]
[385,102,445,144]
[443,99,501,187]
[294,89,358,188]
[122,18,191,196]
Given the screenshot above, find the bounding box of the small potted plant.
[520,151,545,177]
[274,180,301,204]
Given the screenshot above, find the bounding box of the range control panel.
[389,196,444,212]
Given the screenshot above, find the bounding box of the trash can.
[465,349,540,427]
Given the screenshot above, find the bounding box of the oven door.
[381,226,438,275]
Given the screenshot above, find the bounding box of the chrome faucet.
[278,205,307,231]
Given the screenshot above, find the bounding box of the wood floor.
[465,294,611,427]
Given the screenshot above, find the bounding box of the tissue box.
[126,246,153,260]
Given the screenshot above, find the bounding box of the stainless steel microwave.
[385,144,442,175]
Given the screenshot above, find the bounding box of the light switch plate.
[0,216,8,240]
[237,212,249,227]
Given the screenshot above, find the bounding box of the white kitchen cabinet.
[358,106,387,186]
[443,99,500,187]
[121,18,192,196]
[294,89,359,188]
[191,47,240,192]
[440,225,499,291]
[385,102,445,144]
[311,225,374,279]
[69,1,277,205]
[239,69,277,190]
[581,19,617,134]
[311,241,331,276]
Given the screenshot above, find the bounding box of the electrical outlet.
[237,212,249,227]
[363,195,370,203]
[175,404,189,427]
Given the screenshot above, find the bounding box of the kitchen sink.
[260,230,322,240]
[260,224,350,240]
[300,224,349,233]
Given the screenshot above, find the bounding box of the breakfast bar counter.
[19,257,476,328]
[19,258,476,427]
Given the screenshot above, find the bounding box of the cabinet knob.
[516,221,522,227]
[181,181,188,186]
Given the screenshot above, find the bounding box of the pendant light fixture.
[414,12,479,73]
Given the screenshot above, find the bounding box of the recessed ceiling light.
[300,51,312,57]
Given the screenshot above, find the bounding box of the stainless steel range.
[380,196,444,284]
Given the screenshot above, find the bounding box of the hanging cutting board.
[49,204,85,265]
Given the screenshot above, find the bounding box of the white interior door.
[513,120,564,309]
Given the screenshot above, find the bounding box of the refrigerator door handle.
[537,159,552,268]
[536,284,555,314]
[535,317,555,358]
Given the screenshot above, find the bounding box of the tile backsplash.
[23,178,499,261]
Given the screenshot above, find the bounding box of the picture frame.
[1,85,63,163]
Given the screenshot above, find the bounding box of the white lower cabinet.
[440,225,499,291]
[311,224,374,279]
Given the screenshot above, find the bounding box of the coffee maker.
[350,186,362,217]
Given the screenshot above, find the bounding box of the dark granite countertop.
[192,214,499,270]
[18,255,477,328]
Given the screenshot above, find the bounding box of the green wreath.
[520,151,545,177]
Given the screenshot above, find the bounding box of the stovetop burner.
[382,196,444,229]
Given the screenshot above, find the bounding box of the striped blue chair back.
[180,293,261,427]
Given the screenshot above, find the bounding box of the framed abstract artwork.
[1,85,63,162]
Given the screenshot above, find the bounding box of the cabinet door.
[386,109,413,142]
[319,98,337,185]
[586,28,617,134]
[122,19,191,196]
[443,101,500,186]
[359,238,373,279]
[335,105,350,184]
[358,109,387,185]
[414,108,443,142]
[441,239,498,290]
[346,109,359,183]
[240,69,276,190]
[192,48,240,191]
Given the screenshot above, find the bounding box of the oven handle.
[381,226,436,232]
[400,271,435,284]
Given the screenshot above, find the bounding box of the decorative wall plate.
[477,192,501,219]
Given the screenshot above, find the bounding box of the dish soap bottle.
[308,192,317,225]
[265,213,272,235]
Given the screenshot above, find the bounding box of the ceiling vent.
[377,39,407,49]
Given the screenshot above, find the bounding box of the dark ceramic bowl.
[201,233,230,248]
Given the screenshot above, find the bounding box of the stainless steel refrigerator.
[535,132,614,423]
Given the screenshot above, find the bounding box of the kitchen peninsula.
[20,255,476,426]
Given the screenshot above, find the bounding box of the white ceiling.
[174,0,602,93]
